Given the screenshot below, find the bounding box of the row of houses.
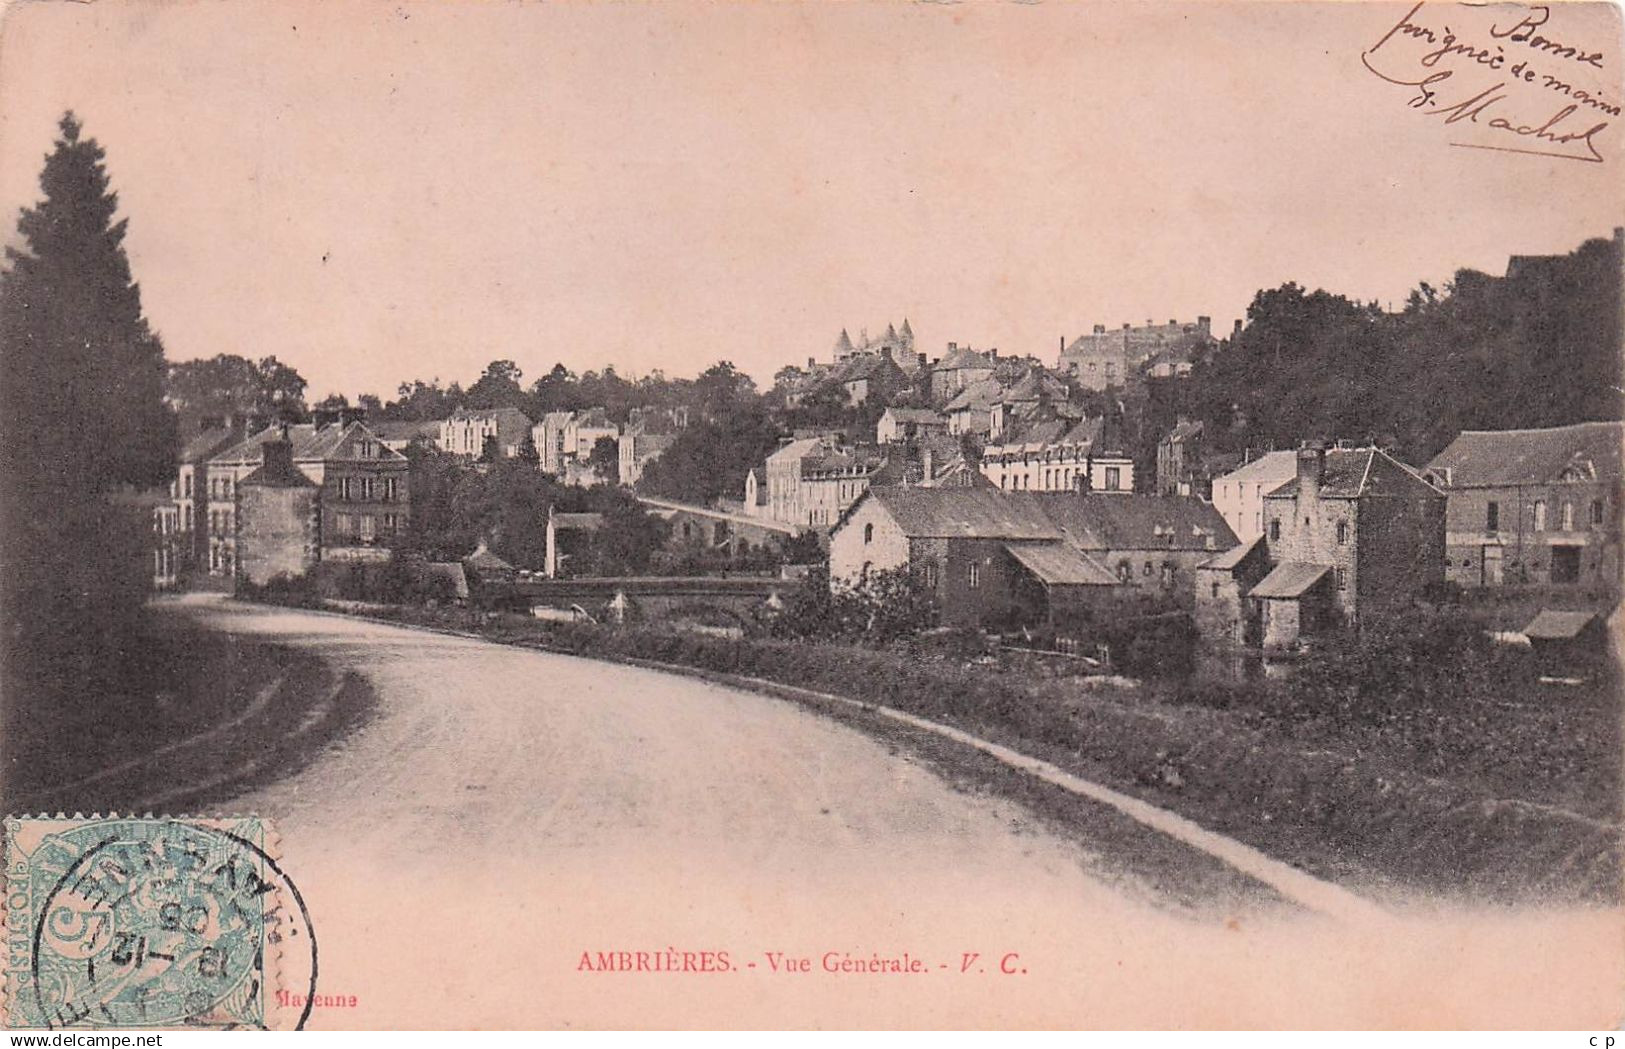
[157,414,413,587]
[825,421,1623,651]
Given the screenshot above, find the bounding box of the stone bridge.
[480,575,795,628]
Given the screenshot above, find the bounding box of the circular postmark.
[17,817,317,1030]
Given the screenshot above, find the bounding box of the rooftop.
[1427,421,1623,488]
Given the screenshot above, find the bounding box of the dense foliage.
[0,113,178,734]
[1189,234,1623,464]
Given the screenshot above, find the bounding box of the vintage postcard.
[0,0,1621,1031]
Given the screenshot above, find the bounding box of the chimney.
[1198,315,1212,330]
[1093,324,1105,335]
[1233,318,1243,337]
[1297,441,1326,506]
[989,348,999,359]
[1122,322,1131,330]
[946,341,958,353]
[807,357,816,369]
[1059,335,1066,356]
[917,352,927,370]
[259,431,297,482]
[1169,318,1177,327]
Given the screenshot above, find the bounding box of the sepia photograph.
[0,0,1622,1031]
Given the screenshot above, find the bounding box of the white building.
[1210,451,1297,543]
[439,407,534,459]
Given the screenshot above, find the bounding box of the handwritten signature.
[1362,2,1611,163]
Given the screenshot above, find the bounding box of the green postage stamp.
[3,815,277,1030]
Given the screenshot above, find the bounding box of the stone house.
[1059,317,1213,391]
[369,419,443,455]
[1424,421,1622,590]
[535,407,619,478]
[1155,418,1204,497]
[929,344,997,403]
[831,349,908,407]
[828,487,1235,630]
[764,435,896,530]
[1210,451,1297,543]
[440,407,534,460]
[159,420,247,584]
[617,408,684,487]
[235,435,321,587]
[979,415,1133,494]
[1196,445,1444,648]
[876,407,948,444]
[208,420,410,578]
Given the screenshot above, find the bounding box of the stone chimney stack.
[259,431,297,482]
[1297,441,1326,506]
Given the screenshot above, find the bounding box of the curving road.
[163,597,1621,1029]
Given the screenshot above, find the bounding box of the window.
[1561,502,1574,531]
[1104,467,1121,491]
[1211,581,1221,599]
[1160,564,1174,588]
[1269,519,1281,541]
[359,515,376,540]
[1590,499,1604,526]
[1335,567,1347,590]
[184,473,192,498]
[863,523,874,544]
[1143,561,1153,577]
[968,562,981,588]
[383,477,399,502]
[1533,500,1547,531]
[1486,501,1499,532]
[1336,521,1347,545]
[1117,561,1132,582]
[382,513,398,534]
[921,563,938,589]
[360,440,375,458]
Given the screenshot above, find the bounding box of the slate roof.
[212,422,405,465]
[882,408,946,425]
[833,353,904,384]
[369,419,442,442]
[943,378,1005,413]
[851,487,1237,552]
[238,445,317,489]
[463,542,514,571]
[1199,534,1265,572]
[180,427,242,464]
[1214,450,1298,486]
[1034,493,1236,551]
[1163,419,1204,443]
[1427,422,1623,487]
[1004,541,1117,586]
[1523,609,1601,640]
[1265,448,1437,500]
[1248,561,1331,599]
[936,345,994,372]
[860,488,1064,540]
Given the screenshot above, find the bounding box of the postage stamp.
[2,816,282,1030]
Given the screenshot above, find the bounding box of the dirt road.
[165,597,1621,1028]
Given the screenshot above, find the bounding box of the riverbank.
[3,602,376,815]
[306,599,1619,905]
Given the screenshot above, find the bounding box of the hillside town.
[145,233,1624,681]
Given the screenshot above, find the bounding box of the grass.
[336,600,1621,904]
[3,604,377,815]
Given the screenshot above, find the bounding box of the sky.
[1,0,1621,401]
